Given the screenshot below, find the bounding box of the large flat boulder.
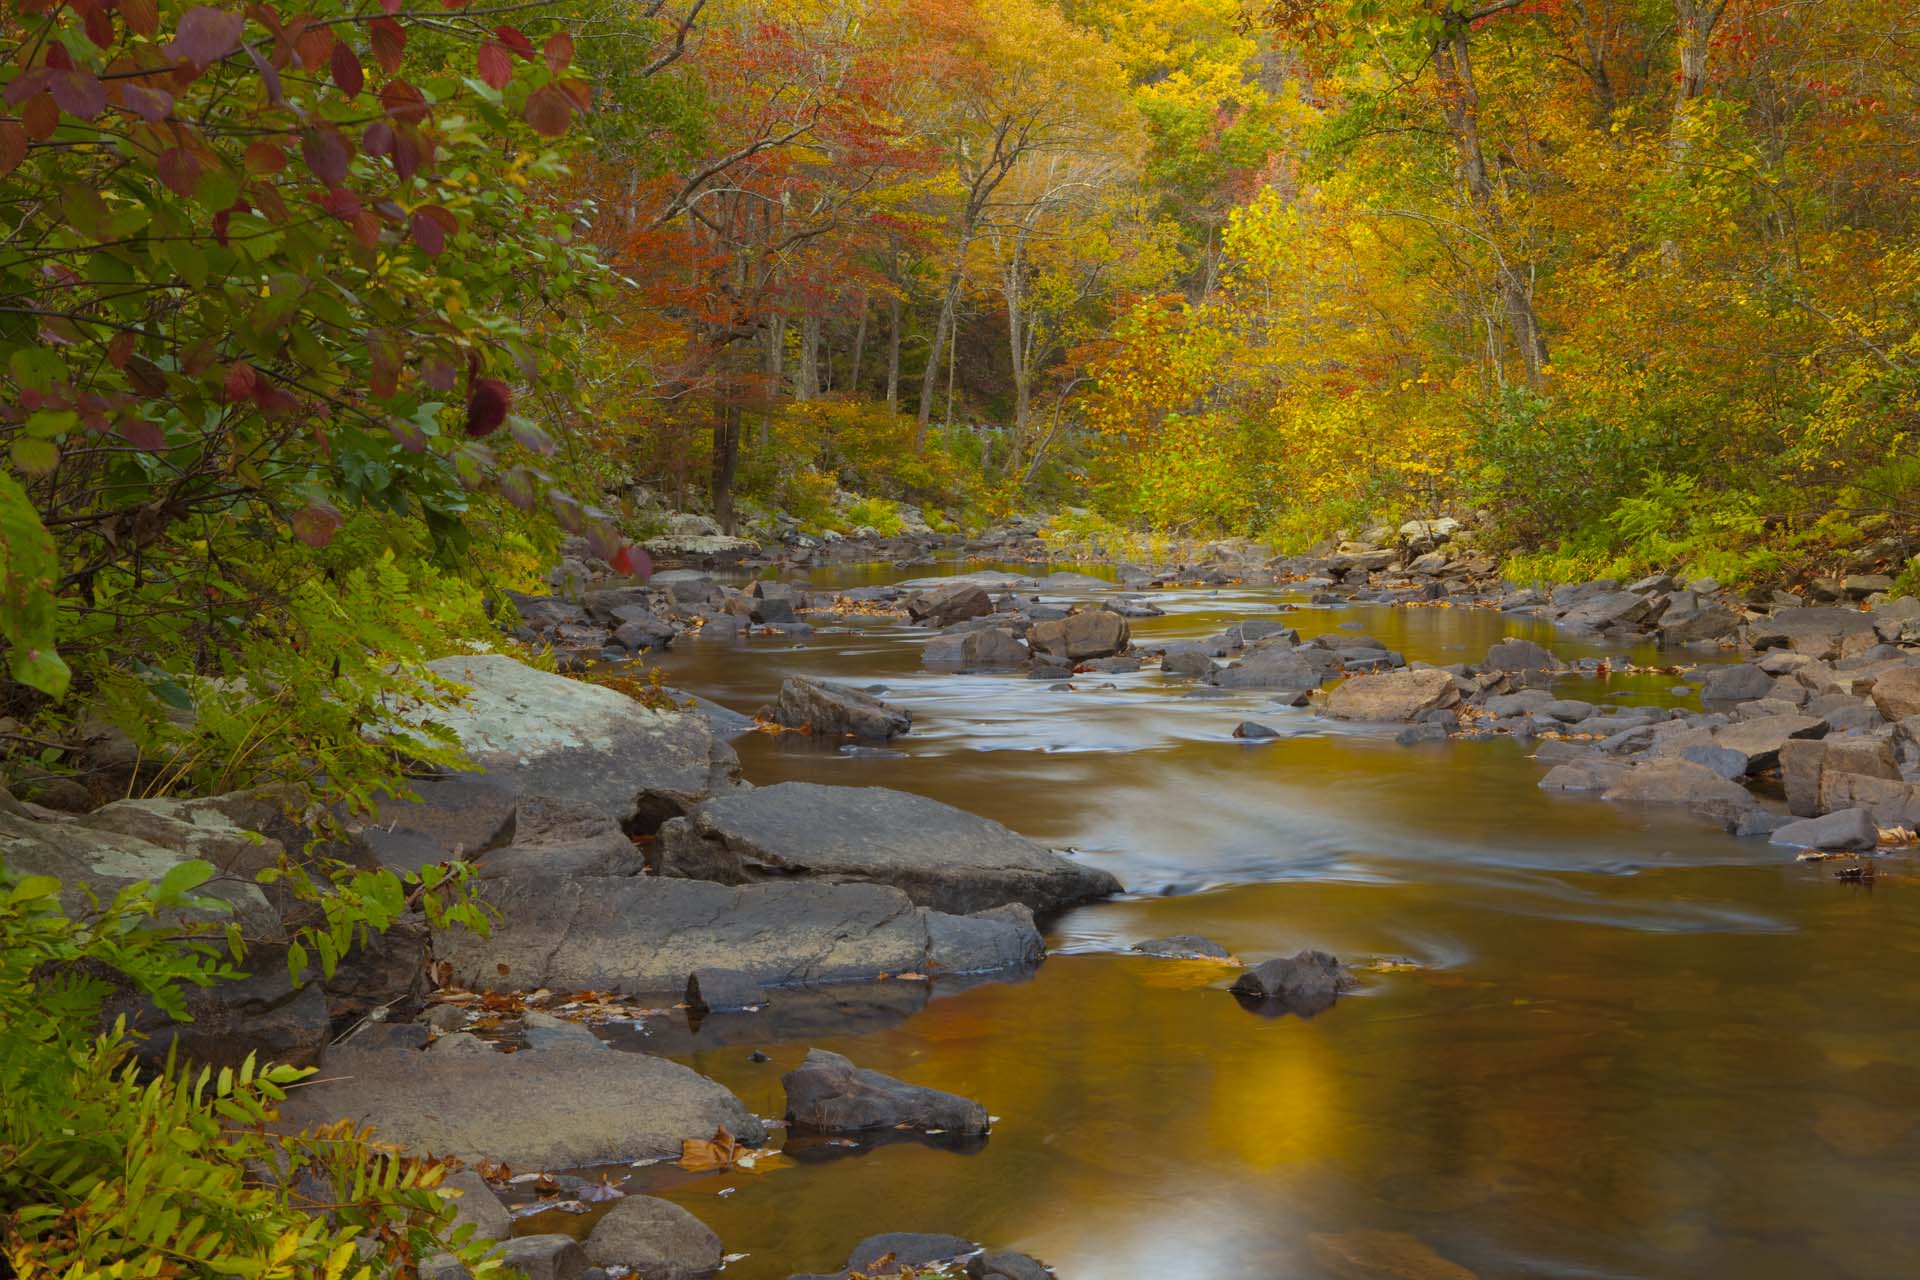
[1711,714,1826,773]
[277,1041,764,1167]
[1324,669,1460,722]
[1212,646,1328,691]
[905,582,992,627]
[653,782,1120,914]
[418,654,738,830]
[431,874,932,993]
[1748,607,1881,659]
[1870,666,1920,721]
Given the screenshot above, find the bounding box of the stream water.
[549,562,1920,1279]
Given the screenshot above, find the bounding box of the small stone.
[1234,720,1280,740]
[783,1048,989,1134]
[497,1234,589,1280]
[423,1004,468,1034]
[1229,950,1351,1015]
[1131,935,1231,960]
[583,1196,723,1279]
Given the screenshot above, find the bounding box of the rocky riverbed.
[14,522,1920,1279]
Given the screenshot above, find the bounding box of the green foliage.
[0,860,494,1278]
[843,496,904,536]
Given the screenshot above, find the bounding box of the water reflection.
[620,561,1920,1279]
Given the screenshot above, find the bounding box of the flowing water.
[551,563,1920,1279]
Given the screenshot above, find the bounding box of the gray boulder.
[438,1169,510,1243]
[416,655,738,830]
[583,1196,723,1279]
[1603,759,1760,831]
[654,782,1120,914]
[1748,607,1881,659]
[475,797,639,879]
[1769,808,1878,852]
[1213,647,1325,691]
[969,1253,1051,1280]
[1324,669,1460,722]
[923,627,1028,670]
[924,903,1045,974]
[1027,608,1130,660]
[1159,645,1216,677]
[497,1236,589,1280]
[1483,638,1556,672]
[1230,950,1352,1015]
[1871,666,1920,721]
[431,875,931,993]
[768,676,911,740]
[685,967,769,1014]
[1701,663,1776,704]
[783,1048,990,1134]
[1711,714,1827,773]
[276,1041,764,1167]
[791,1234,978,1280]
[906,582,992,627]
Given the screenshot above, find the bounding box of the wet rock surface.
[653,782,1121,914]
[783,1047,991,1134]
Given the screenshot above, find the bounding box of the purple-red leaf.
[499,465,536,509]
[50,70,106,120]
[4,70,52,106]
[523,84,571,137]
[410,210,445,256]
[331,42,364,97]
[388,417,428,453]
[120,83,175,123]
[543,31,574,74]
[166,7,245,68]
[0,124,25,177]
[465,378,510,436]
[609,543,652,579]
[362,119,395,157]
[156,147,201,196]
[369,18,405,72]
[509,416,555,454]
[301,126,351,186]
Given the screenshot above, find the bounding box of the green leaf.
[6,873,61,904]
[155,858,216,901]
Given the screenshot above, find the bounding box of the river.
[552,561,1920,1280]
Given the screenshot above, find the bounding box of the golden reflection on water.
[598,563,1920,1279]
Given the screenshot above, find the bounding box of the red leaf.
[156,147,201,195]
[331,41,363,97]
[421,357,456,391]
[465,378,510,437]
[119,418,167,450]
[559,77,591,111]
[300,126,351,185]
[494,25,534,58]
[121,0,159,37]
[107,331,136,369]
[369,18,405,73]
[0,123,25,177]
[294,22,334,70]
[610,543,650,578]
[379,78,428,121]
[244,139,287,173]
[379,0,402,11]
[45,44,72,72]
[410,210,445,255]
[84,6,115,49]
[523,84,571,137]
[362,119,395,157]
[477,41,511,90]
[223,361,258,402]
[543,31,573,74]
[20,94,57,140]
[292,498,344,548]
[349,210,381,249]
[391,125,423,180]
[166,6,245,67]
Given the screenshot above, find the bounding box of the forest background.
[3,1,1919,1274]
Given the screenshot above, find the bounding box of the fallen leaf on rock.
[1878,825,1917,847]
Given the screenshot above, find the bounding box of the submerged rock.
[1602,759,1761,831]
[1769,807,1878,852]
[1026,607,1130,661]
[790,1234,979,1280]
[654,782,1121,914]
[1230,950,1352,1015]
[783,1048,990,1134]
[1132,935,1232,960]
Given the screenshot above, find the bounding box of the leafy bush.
[843,496,905,536]
[0,860,495,1278]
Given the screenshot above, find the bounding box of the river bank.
[11,527,1920,1279]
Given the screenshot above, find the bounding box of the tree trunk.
[886,292,901,412]
[1434,18,1548,389]
[711,393,741,534]
[759,316,783,448]
[910,262,960,443]
[848,288,868,393]
[797,315,819,402]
